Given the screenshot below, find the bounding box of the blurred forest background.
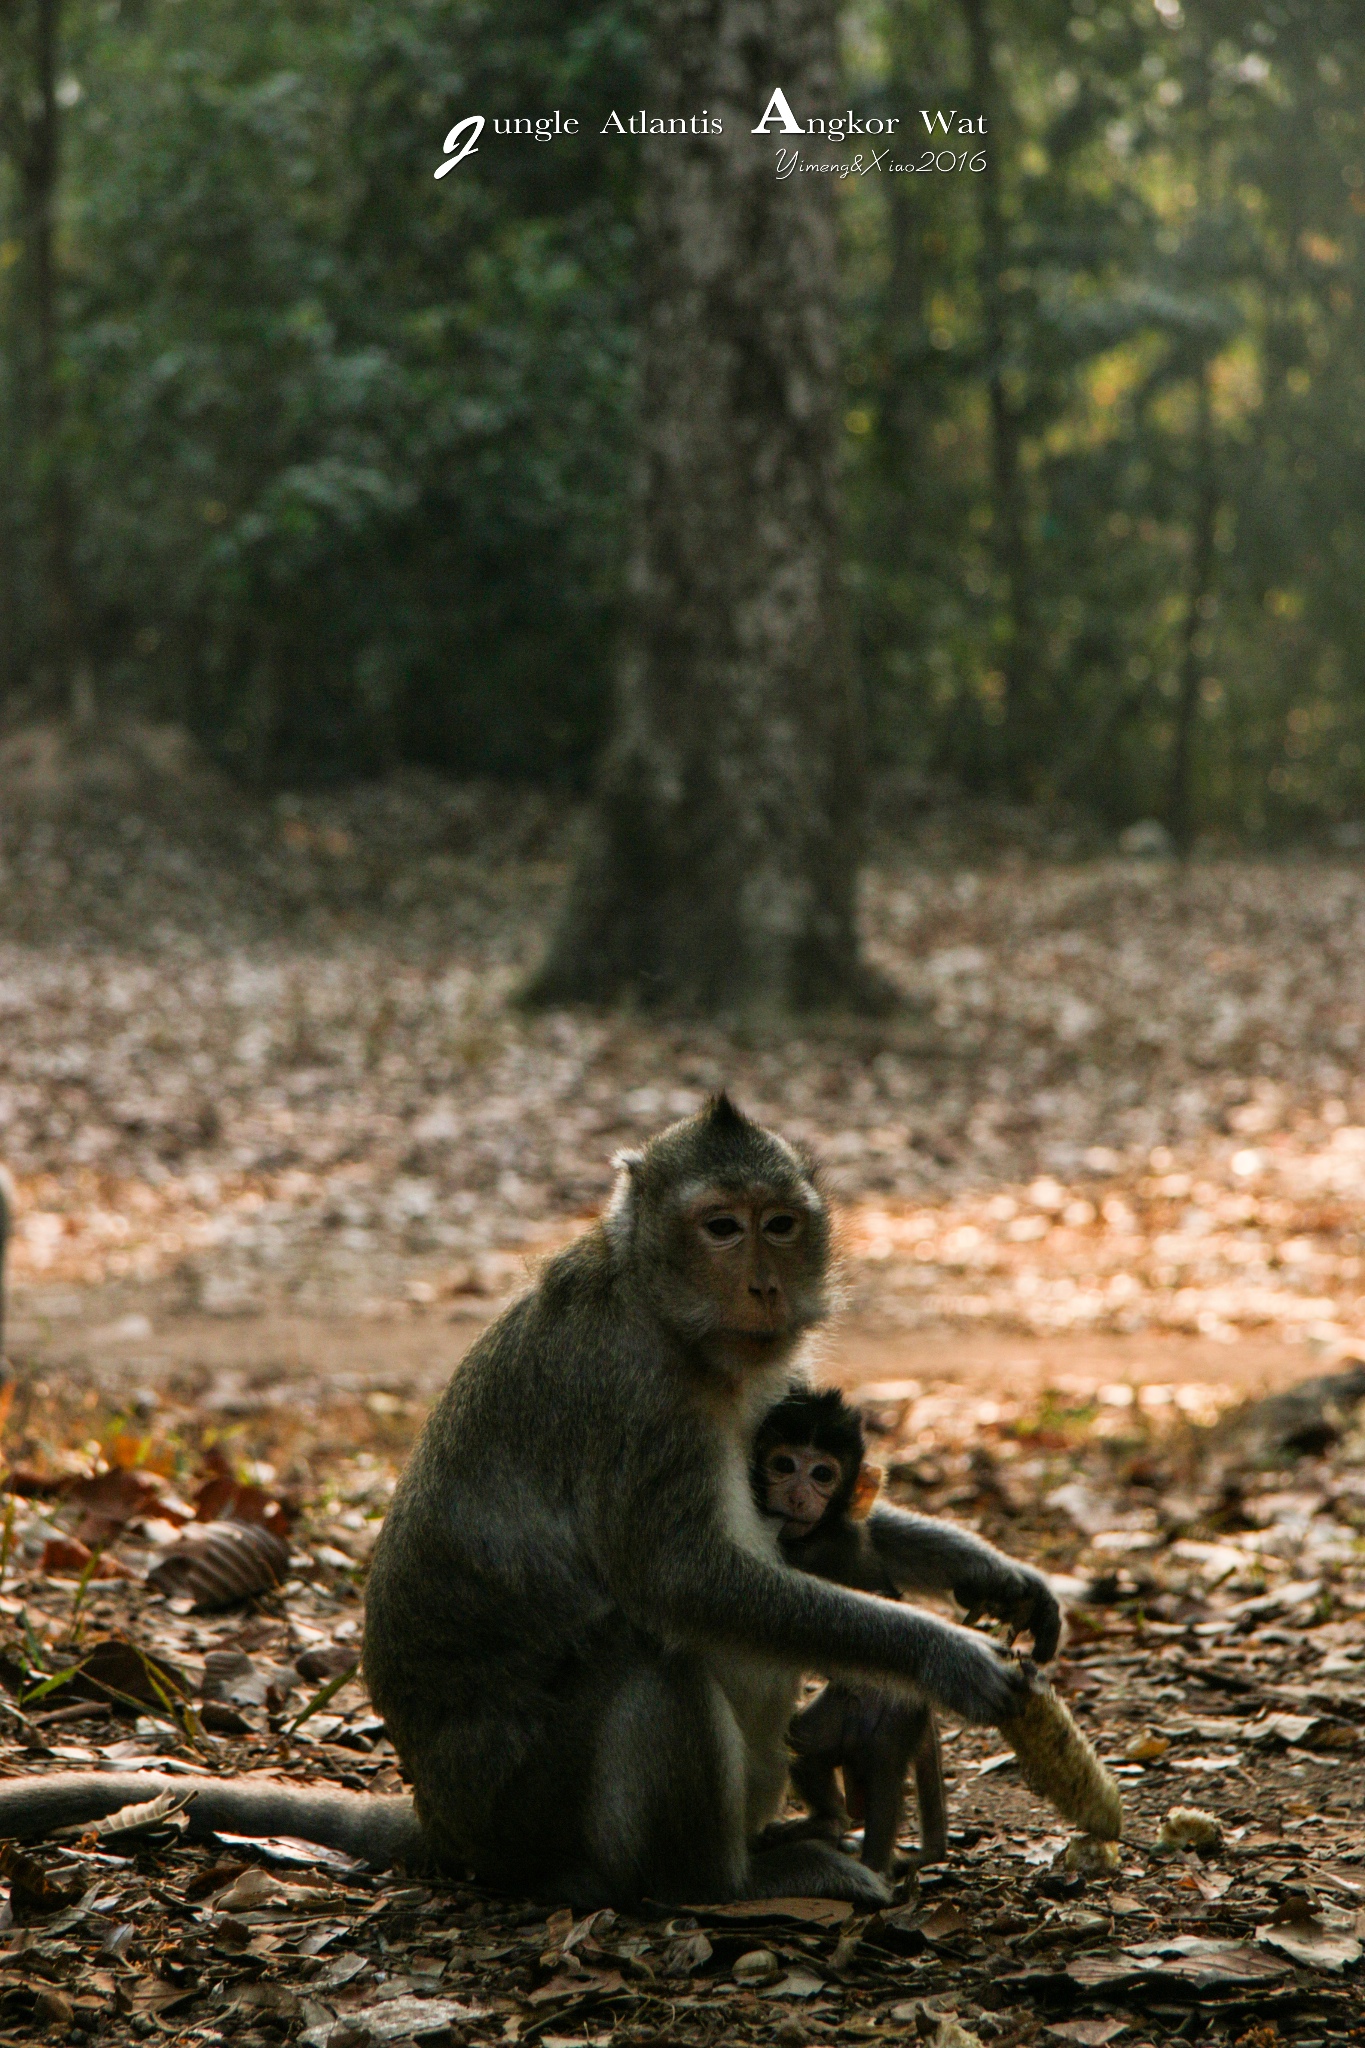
[0,0,1363,1371]
[6,21,1365,2014]
[3,0,1364,844]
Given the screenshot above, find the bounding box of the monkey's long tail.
[0,1771,424,1869]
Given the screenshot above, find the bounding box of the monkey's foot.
[896,1842,948,1873]
[748,1841,891,1907]
[756,1814,847,1851]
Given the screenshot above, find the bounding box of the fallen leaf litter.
[0,732,1362,2047]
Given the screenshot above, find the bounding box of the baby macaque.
[753,1389,948,1873]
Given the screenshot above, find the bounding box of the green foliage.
[3,0,1364,833]
[56,0,644,782]
[843,0,1365,838]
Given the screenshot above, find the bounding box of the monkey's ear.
[794,1141,823,1183]
[849,1462,884,1521]
[603,1149,644,1255]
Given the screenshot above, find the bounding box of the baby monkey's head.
[752,1387,882,1540]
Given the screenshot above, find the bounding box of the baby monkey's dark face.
[752,1388,869,1542]
[760,1442,846,1537]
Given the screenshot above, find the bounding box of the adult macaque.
[752,1389,947,1873]
[0,1098,1058,1904]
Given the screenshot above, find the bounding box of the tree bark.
[1167,37,1216,855]
[530,0,872,1014]
[1168,361,1216,853]
[29,0,77,710]
[961,0,1035,792]
[879,0,930,478]
[0,0,75,711]
[0,2,25,702]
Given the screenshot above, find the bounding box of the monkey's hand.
[916,1616,1030,1727]
[863,1505,1062,1663]
[952,1559,1061,1664]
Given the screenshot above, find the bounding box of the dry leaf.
[33,1989,75,2029]
[79,1635,188,1712]
[661,1931,713,1974]
[767,1969,829,1999]
[147,1519,289,1608]
[921,1903,969,1943]
[529,1968,624,2005]
[1045,2026,1128,2046]
[202,1647,273,1706]
[212,1866,290,1912]
[192,1449,295,1536]
[1068,1943,1288,1993]
[694,1897,854,1927]
[1123,1730,1170,1761]
[0,1843,81,1921]
[90,1788,196,1843]
[1256,1900,1363,1971]
[39,1535,134,1580]
[65,1466,165,1545]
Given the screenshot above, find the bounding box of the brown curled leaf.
[192,1447,296,1536]
[65,1465,166,1545]
[39,1535,136,1581]
[0,1843,82,1921]
[52,1788,196,1846]
[147,1518,290,1610]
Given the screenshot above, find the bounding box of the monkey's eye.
[769,1453,798,1476]
[704,1215,744,1242]
[811,1462,838,1487]
[762,1212,799,1241]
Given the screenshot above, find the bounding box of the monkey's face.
[760,1442,844,1536]
[680,1188,825,1366]
[608,1094,832,1371]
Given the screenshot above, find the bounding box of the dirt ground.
[7,1282,1320,1416]
[1,723,1364,2048]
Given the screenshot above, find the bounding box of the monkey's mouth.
[712,1327,794,1359]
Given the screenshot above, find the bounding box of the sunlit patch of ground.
[4,721,1365,1388]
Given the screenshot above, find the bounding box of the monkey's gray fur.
[0,1099,1058,1906]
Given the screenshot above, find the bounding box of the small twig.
[31,1699,113,1728]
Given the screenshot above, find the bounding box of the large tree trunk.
[0,0,76,711]
[961,0,1036,795]
[1168,359,1215,853]
[530,1,873,1014]
[28,0,77,712]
